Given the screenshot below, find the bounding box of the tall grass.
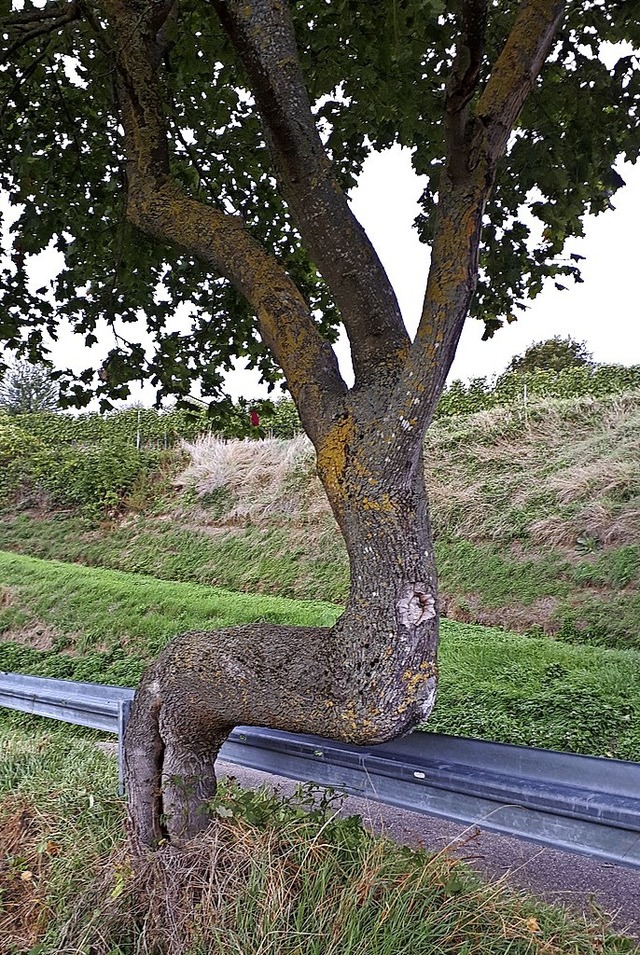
[175,394,640,550]
[178,433,324,524]
[0,724,633,954]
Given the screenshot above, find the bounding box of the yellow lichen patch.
[361,493,395,513]
[339,701,360,733]
[402,661,439,699]
[316,414,355,499]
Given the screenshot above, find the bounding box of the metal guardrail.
[2,671,640,868]
[0,671,133,794]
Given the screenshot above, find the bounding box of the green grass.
[0,722,634,954]
[3,512,640,649]
[436,540,572,604]
[0,512,351,604]
[1,550,639,760]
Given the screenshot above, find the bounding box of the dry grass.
[178,394,640,551]
[0,586,16,608]
[52,813,621,955]
[0,797,53,951]
[1,622,59,651]
[425,394,640,547]
[178,434,328,525]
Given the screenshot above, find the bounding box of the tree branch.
[1,1,80,64]
[383,0,567,460]
[99,0,347,445]
[474,0,567,163]
[444,0,487,181]
[210,0,411,392]
[3,1,77,27]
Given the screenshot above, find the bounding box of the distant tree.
[0,360,59,415]
[505,337,594,375]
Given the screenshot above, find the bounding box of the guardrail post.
[117,699,132,797]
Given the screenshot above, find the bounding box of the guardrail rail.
[1,671,639,868]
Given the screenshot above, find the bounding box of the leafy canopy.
[1,0,639,409]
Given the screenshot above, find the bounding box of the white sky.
[349,146,640,384]
[3,144,639,403]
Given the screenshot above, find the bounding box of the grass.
[1,722,635,954]
[1,550,639,760]
[425,393,640,548]
[0,513,352,604]
[3,511,640,648]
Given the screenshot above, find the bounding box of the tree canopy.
[1,0,638,411]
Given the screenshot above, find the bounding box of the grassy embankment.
[2,393,639,649]
[1,550,638,759]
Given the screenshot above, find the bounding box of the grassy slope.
[1,393,639,649]
[2,550,638,760]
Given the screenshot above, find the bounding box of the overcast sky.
[3,144,639,404]
[349,147,640,383]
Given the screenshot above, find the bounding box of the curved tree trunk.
[107,0,566,850]
[124,416,439,848]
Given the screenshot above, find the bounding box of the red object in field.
[250,409,260,427]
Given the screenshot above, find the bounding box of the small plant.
[576,533,601,554]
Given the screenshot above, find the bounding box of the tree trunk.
[124,413,438,848]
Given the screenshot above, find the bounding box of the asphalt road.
[217,759,640,943]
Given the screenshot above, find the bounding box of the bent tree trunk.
[124,415,439,848]
[109,0,566,848]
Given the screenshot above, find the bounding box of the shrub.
[1,433,165,517]
[0,421,44,504]
[28,442,163,516]
[435,364,640,419]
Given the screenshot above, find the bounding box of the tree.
[1,1,638,848]
[505,336,594,374]
[0,359,59,414]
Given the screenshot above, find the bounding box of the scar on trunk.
[397,584,436,627]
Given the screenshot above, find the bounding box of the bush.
[0,419,42,466]
[435,364,640,419]
[0,429,166,517]
[0,421,44,504]
[28,442,163,516]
